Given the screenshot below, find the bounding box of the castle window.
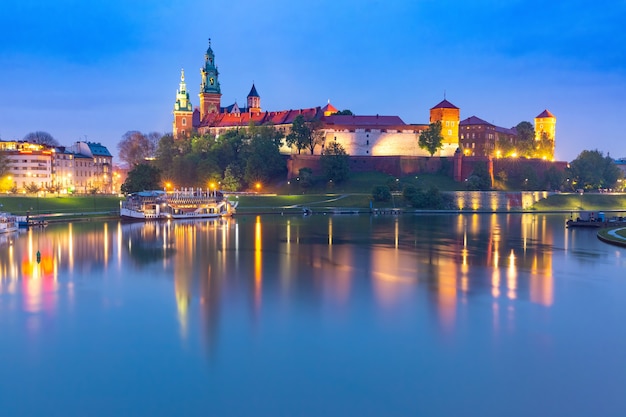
[366,140,369,145]
[366,150,369,154]
[182,118,186,126]
[448,130,452,136]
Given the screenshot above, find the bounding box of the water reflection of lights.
[254,216,262,308]
[507,249,517,300]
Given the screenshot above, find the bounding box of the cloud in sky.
[1,0,625,161]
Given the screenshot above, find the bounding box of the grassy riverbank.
[531,193,626,211]
[0,195,122,216]
[2,186,625,218]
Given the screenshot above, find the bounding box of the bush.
[405,186,455,210]
[372,185,392,202]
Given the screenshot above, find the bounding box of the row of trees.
[120,122,352,193]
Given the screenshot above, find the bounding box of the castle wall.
[288,155,452,178]
[280,129,458,157]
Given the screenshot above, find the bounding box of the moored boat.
[0,212,19,234]
[121,189,237,221]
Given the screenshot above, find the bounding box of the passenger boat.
[0,212,19,234]
[120,189,237,221]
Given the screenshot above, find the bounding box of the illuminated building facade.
[0,140,113,194]
[172,40,554,160]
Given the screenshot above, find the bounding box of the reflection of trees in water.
[123,221,176,265]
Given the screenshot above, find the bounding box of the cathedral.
[172,40,555,159]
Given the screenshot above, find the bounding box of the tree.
[117,131,159,167]
[372,185,392,202]
[23,131,59,147]
[466,161,492,190]
[569,150,622,190]
[515,121,535,158]
[418,121,443,156]
[0,152,9,178]
[285,115,324,155]
[222,163,243,191]
[320,142,350,183]
[120,163,161,194]
[496,133,516,157]
[243,133,286,185]
[332,109,353,115]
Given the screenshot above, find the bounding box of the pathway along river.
[1,213,625,416]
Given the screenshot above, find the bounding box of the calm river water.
[1,213,625,416]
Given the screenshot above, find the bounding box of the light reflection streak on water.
[507,249,517,300]
[254,215,262,309]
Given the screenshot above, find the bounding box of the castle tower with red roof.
[172,69,194,138]
[430,99,460,150]
[198,39,222,122]
[534,110,556,157]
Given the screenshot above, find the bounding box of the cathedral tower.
[247,83,261,113]
[173,69,194,138]
[199,39,222,122]
[430,99,460,149]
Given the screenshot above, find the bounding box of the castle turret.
[173,69,194,138]
[430,99,460,149]
[534,109,556,159]
[199,39,222,121]
[247,83,261,113]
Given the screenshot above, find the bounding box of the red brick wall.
[287,155,567,183]
[288,155,452,178]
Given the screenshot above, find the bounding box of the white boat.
[120,189,237,221]
[0,212,19,234]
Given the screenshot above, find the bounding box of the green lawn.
[0,195,123,215]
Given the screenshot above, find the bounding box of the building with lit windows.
[0,140,113,194]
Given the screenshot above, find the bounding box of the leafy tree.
[23,131,59,147]
[466,161,492,190]
[243,133,286,185]
[544,165,565,191]
[418,121,443,156]
[297,168,315,189]
[514,121,535,158]
[404,186,454,209]
[496,133,516,157]
[286,115,324,155]
[0,152,10,178]
[320,142,350,183]
[372,185,392,202]
[332,109,353,115]
[568,150,622,190]
[222,163,243,191]
[120,163,161,194]
[117,131,159,167]
[24,182,41,194]
[535,131,554,159]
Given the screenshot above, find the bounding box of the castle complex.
[173,41,556,160]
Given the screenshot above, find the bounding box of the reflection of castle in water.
[0,214,562,354]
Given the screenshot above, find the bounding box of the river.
[0,213,625,416]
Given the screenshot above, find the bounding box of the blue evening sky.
[1,0,624,162]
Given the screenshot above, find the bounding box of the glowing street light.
[255,182,261,192]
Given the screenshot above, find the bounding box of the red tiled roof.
[459,116,493,126]
[199,107,323,128]
[321,102,338,114]
[322,115,405,127]
[536,109,555,118]
[431,99,459,110]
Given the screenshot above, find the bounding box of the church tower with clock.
[199,39,222,122]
